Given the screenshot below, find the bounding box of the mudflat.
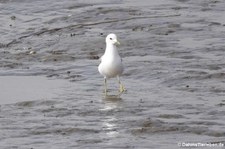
[0,0,225,148]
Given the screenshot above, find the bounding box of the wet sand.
[1,0,225,148]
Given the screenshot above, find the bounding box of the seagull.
[98,33,125,95]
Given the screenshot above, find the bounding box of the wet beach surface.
[1,0,225,148]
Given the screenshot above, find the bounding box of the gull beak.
[115,40,120,45]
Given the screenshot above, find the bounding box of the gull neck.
[105,43,119,56]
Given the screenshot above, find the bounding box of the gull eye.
[110,38,112,40]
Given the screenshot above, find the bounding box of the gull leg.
[117,76,125,93]
[104,77,108,96]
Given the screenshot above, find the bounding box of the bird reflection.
[103,116,119,137]
[100,94,122,111]
[100,95,122,138]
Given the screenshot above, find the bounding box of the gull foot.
[119,84,126,93]
[104,89,108,96]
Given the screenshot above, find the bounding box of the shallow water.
[1,0,225,148]
[0,76,71,104]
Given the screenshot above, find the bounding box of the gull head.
[106,33,120,46]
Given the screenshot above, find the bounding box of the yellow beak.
[115,40,120,45]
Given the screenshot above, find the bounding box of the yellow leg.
[117,76,125,93]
